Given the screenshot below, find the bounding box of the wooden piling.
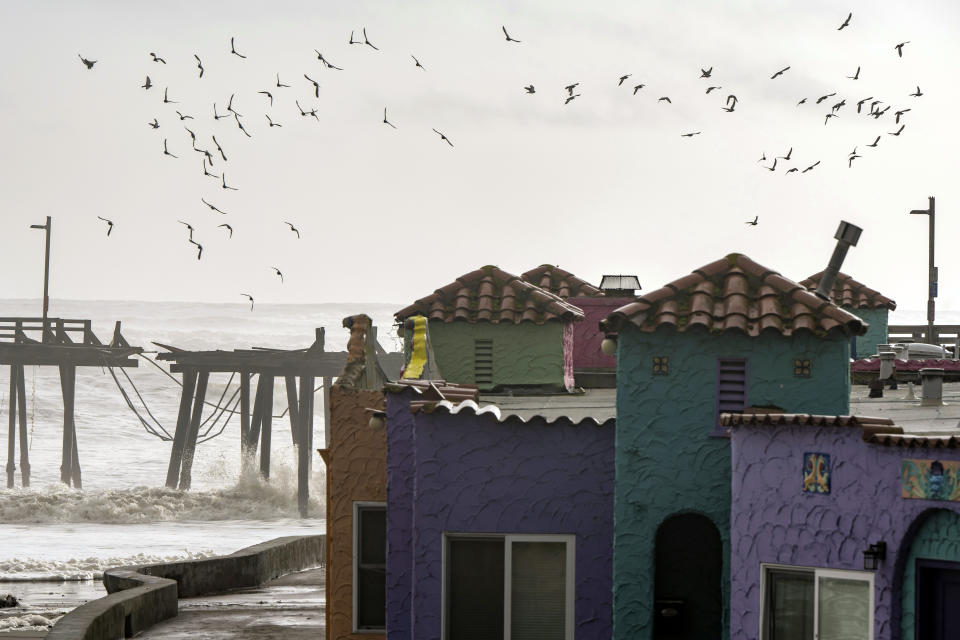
[248,377,264,455]
[178,370,209,490]
[165,368,198,488]
[240,371,250,463]
[6,365,16,488]
[322,376,332,449]
[59,365,76,486]
[297,374,314,518]
[260,376,274,479]
[16,365,28,487]
[285,376,299,447]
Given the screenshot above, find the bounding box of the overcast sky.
[0,0,956,322]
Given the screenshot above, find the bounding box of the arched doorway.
[654,512,722,640]
[901,509,960,639]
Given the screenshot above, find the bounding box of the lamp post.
[909,197,936,344]
[29,216,51,340]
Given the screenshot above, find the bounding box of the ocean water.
[0,299,399,631]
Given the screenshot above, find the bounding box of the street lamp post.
[29,216,51,341]
[909,197,936,344]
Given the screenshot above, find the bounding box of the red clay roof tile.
[520,265,604,298]
[397,265,585,325]
[800,271,897,311]
[601,253,867,337]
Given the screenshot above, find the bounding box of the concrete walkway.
[137,567,325,639]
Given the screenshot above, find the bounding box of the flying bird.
[700,67,713,78]
[412,55,425,70]
[78,55,96,69]
[757,152,767,163]
[722,94,737,112]
[349,30,360,45]
[770,66,790,79]
[218,223,233,238]
[502,26,521,43]
[148,118,159,129]
[797,98,807,105]
[272,267,284,283]
[824,113,838,125]
[213,103,230,120]
[765,158,778,171]
[895,108,910,123]
[142,76,152,90]
[816,92,836,104]
[909,86,923,97]
[680,132,701,137]
[184,127,196,144]
[226,93,242,117]
[201,198,227,214]
[96,216,113,236]
[276,73,290,88]
[895,41,910,57]
[831,99,846,113]
[524,85,535,94]
[786,168,799,174]
[315,51,343,70]
[848,153,861,168]
[202,158,219,179]
[176,110,193,121]
[258,90,273,106]
[706,86,721,94]
[618,74,631,86]
[222,173,238,190]
[163,138,177,158]
[194,54,203,78]
[383,107,397,128]
[363,28,379,50]
[633,84,646,94]
[889,124,905,136]
[163,88,177,104]
[432,128,454,146]
[212,136,227,161]
[867,135,880,147]
[265,114,281,127]
[230,37,246,59]
[746,216,758,226]
[802,160,820,173]
[304,74,320,98]
[241,294,254,311]
[777,147,792,160]
[189,239,203,260]
[856,97,873,113]
[564,83,579,96]
[565,93,581,105]
[150,52,166,64]
[838,12,852,30]
[871,105,890,118]
[847,66,860,80]
[658,96,672,103]
[234,113,251,137]
[177,220,194,238]
[284,222,300,238]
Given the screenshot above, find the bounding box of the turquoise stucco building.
[600,254,866,640]
[800,270,897,358]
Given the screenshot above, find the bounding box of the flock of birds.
[75,11,927,305]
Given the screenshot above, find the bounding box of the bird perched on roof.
[284,221,301,238]
[78,54,96,69]
[96,216,114,236]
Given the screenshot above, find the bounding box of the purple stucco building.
[385,388,614,640]
[728,412,960,640]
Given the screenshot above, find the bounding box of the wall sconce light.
[367,410,386,430]
[863,541,886,570]
[601,334,618,356]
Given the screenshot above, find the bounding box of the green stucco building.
[601,254,866,640]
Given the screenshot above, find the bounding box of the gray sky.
[0,0,956,322]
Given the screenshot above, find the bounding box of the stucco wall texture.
[385,391,615,640]
[731,423,960,640]
[426,319,566,389]
[900,509,960,636]
[327,387,387,640]
[848,306,888,359]
[614,326,851,640]
[569,297,633,370]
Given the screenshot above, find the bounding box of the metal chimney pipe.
[814,221,863,301]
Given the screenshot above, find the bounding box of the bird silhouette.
[765,158,778,171]
[177,220,194,239]
[838,12,852,30]
[184,127,197,144]
[524,85,535,94]
[871,105,890,118]
[148,118,159,129]
[895,108,910,123]
[889,124,905,136]
[150,52,166,64]
[746,216,758,226]
[241,294,254,311]
[219,224,233,238]
[565,93,581,105]
[770,66,790,79]
[142,76,152,90]
[265,114,282,128]
[226,93,242,117]
[194,54,203,78]
[304,74,320,98]
[895,41,910,57]
[778,147,793,160]
[284,222,300,238]
[163,139,177,158]
[867,135,880,147]
[786,168,798,174]
[847,66,860,80]
[202,158,219,179]
[78,55,96,69]
[189,239,203,260]
[234,114,252,138]
[722,94,737,112]
[706,86,721,94]
[315,51,343,70]
[848,146,857,157]
[618,74,631,86]
[564,83,579,96]
[212,136,227,161]
[230,37,247,59]
[176,110,193,121]
[96,216,114,236]
[213,103,230,120]
[276,73,290,88]
[848,154,861,168]
[363,28,379,50]
[816,92,836,104]
[856,97,873,113]
[222,174,238,190]
[824,113,838,125]
[502,26,521,43]
[909,86,923,97]
[412,55,425,70]
[258,90,273,106]
[349,30,360,45]
[383,108,397,129]
[658,96,672,103]
[757,152,767,163]
[797,98,807,105]
[802,160,820,173]
[272,267,284,283]
[869,100,882,113]
[432,128,454,146]
[680,132,701,137]
[201,198,227,214]
[700,67,713,78]
[831,99,846,113]
[633,84,646,94]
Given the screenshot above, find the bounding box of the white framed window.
[443,534,575,640]
[760,563,874,640]
[353,501,386,633]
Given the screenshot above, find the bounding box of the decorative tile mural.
[901,459,960,502]
[794,359,811,378]
[652,356,669,375]
[802,452,831,494]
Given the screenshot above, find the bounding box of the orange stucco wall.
[326,386,387,640]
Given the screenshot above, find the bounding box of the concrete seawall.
[47,534,325,640]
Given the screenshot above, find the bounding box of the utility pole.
[29,216,51,341]
[909,197,936,344]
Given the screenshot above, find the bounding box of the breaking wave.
[0,550,214,582]
[0,613,60,631]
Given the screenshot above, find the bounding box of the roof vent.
[813,221,862,301]
[600,275,641,297]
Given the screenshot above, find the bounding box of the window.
[354,502,386,632]
[714,358,747,434]
[444,535,575,640]
[761,564,874,640]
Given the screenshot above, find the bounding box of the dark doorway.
[916,559,960,640]
[654,513,722,640]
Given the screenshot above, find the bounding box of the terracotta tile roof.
[396,265,585,325]
[384,379,480,412]
[520,265,604,299]
[721,413,895,429]
[600,253,867,337]
[863,432,960,448]
[799,271,897,311]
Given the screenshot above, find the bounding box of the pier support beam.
[285,376,299,447]
[165,368,198,488]
[58,365,81,488]
[16,365,29,487]
[6,365,16,488]
[178,370,209,490]
[240,371,251,466]
[297,374,314,518]
[260,376,274,479]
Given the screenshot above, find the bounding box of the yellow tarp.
[401,316,428,379]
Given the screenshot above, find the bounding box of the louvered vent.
[475,339,493,386]
[716,359,747,428]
